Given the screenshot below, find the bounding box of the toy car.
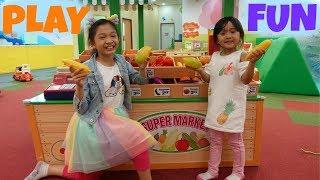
[13,64,33,82]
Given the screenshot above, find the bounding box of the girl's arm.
[240,50,264,84]
[125,59,149,85]
[196,67,210,83]
[72,69,91,114]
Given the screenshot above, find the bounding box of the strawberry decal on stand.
[175,138,189,152]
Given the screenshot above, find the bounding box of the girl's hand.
[71,68,89,87]
[248,49,265,63]
[186,66,203,73]
[188,66,210,83]
[138,60,148,70]
[138,61,148,78]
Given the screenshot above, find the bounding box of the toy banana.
[135,46,152,64]
[183,57,202,69]
[62,59,91,74]
[246,39,272,61]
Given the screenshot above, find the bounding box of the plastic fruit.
[180,76,191,82]
[135,46,152,64]
[246,39,272,61]
[175,139,189,151]
[124,56,139,67]
[183,57,202,69]
[199,56,210,65]
[62,59,90,74]
[192,77,201,82]
[131,60,139,67]
[163,56,174,66]
[176,62,183,67]
[153,77,164,84]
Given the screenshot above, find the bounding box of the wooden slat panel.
[37,123,69,133]
[243,130,255,140]
[44,153,64,165]
[35,112,73,123]
[246,109,257,120]
[40,133,65,144]
[245,116,256,123]
[244,121,256,130]
[34,105,74,113]
[246,101,256,110]
[25,105,45,162]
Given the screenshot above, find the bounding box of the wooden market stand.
[24,61,264,169]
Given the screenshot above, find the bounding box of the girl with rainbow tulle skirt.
[25,17,157,180]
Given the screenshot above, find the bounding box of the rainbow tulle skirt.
[64,107,157,173]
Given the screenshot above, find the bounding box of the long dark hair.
[213,16,244,45]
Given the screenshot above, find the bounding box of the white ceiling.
[153,0,182,6]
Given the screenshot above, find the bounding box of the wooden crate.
[143,66,196,79]
[131,82,260,99]
[166,51,207,57]
[131,82,208,98]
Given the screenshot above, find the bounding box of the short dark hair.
[88,19,119,46]
[213,16,244,45]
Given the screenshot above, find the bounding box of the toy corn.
[135,46,152,64]
[246,39,272,61]
[62,59,91,74]
[183,57,202,69]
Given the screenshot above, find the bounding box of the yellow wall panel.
[0,45,73,74]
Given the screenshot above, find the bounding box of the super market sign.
[138,111,210,153]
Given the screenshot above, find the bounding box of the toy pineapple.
[217,100,235,125]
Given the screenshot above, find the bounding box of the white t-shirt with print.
[204,50,249,133]
[97,61,125,108]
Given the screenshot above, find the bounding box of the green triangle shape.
[256,37,319,96]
